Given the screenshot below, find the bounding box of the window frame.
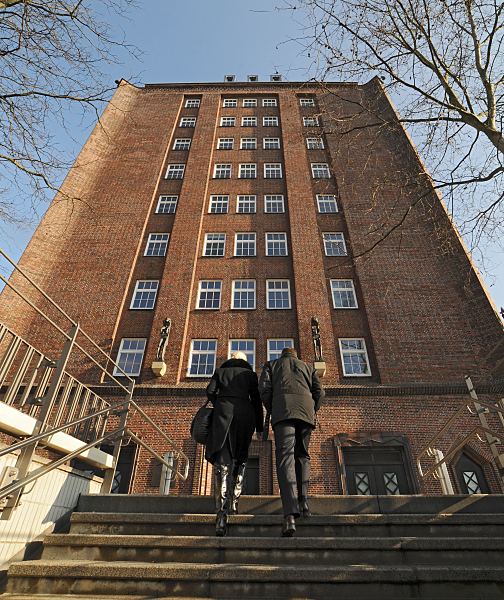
[241,116,258,127]
[306,137,325,150]
[242,98,258,107]
[113,338,146,377]
[144,233,170,257]
[267,338,295,361]
[213,163,232,179]
[237,195,257,214]
[165,164,185,180]
[173,138,191,151]
[184,98,200,108]
[323,232,347,256]
[228,339,256,370]
[155,195,178,214]
[317,194,339,214]
[300,98,315,107]
[265,232,288,257]
[263,116,279,127]
[231,279,256,310]
[262,98,278,107]
[220,116,236,127]
[222,98,238,107]
[263,137,281,150]
[234,232,257,257]
[196,280,223,310]
[187,339,218,378]
[217,137,234,150]
[338,338,372,377]
[240,137,257,150]
[239,163,257,179]
[203,233,226,257]
[303,116,320,127]
[266,279,292,310]
[264,194,285,213]
[264,163,283,179]
[130,280,159,310]
[311,163,331,179]
[208,195,229,214]
[330,279,358,309]
[179,117,196,128]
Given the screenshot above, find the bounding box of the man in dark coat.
[259,347,324,537]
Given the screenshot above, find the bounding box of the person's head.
[231,351,248,361]
[281,347,297,357]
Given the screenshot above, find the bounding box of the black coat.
[205,358,263,464]
[259,352,324,427]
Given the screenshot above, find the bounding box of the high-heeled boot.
[214,464,230,536]
[228,462,247,515]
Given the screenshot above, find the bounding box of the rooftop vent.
[248,75,259,82]
[270,73,283,82]
[224,75,236,82]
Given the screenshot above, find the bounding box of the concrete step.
[6,560,504,598]
[41,534,504,566]
[70,511,504,538]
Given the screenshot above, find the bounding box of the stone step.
[7,561,504,598]
[41,534,504,566]
[70,511,504,538]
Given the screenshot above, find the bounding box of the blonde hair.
[231,351,248,361]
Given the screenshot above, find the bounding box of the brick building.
[1,76,503,499]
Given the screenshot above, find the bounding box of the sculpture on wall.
[311,316,323,362]
[156,318,171,362]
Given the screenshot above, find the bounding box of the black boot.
[214,464,230,537]
[282,514,296,537]
[228,462,246,515]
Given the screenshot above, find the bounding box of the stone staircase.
[3,494,504,599]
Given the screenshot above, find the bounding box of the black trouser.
[273,419,312,517]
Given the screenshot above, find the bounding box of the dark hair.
[281,347,297,357]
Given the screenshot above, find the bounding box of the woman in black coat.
[205,351,263,536]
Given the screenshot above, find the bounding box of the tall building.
[1,76,503,498]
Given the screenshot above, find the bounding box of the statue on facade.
[311,316,323,362]
[156,318,171,362]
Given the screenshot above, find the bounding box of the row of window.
[172,137,325,151]
[220,98,316,108]
[115,336,370,378]
[165,162,332,180]
[178,116,320,128]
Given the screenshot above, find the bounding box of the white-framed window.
[263,116,279,127]
[241,116,257,127]
[165,164,185,179]
[243,98,257,107]
[220,116,236,127]
[173,138,191,151]
[331,280,358,309]
[209,195,229,214]
[263,137,280,150]
[156,195,178,214]
[144,233,169,257]
[266,232,288,256]
[339,338,371,376]
[323,232,347,256]
[306,137,324,149]
[203,233,226,257]
[185,98,200,108]
[264,163,282,179]
[197,280,222,309]
[130,280,159,310]
[231,279,256,310]
[223,98,237,107]
[317,194,338,213]
[240,137,257,149]
[179,117,196,127]
[311,163,331,178]
[188,339,217,377]
[217,138,234,150]
[234,232,256,256]
[213,164,232,179]
[300,98,315,107]
[239,163,257,179]
[266,279,291,309]
[237,195,256,213]
[264,194,285,213]
[267,338,294,361]
[262,98,277,107]
[229,339,256,370]
[114,338,146,377]
[303,116,319,126]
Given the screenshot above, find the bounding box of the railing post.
[1,324,79,520]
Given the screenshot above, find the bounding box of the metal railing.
[0,248,189,520]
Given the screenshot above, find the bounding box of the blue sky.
[1,0,503,311]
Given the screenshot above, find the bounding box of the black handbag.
[190,399,213,445]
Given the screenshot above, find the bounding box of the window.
[209,195,229,214]
[266,280,291,309]
[223,98,237,107]
[165,164,185,179]
[267,339,294,361]
[263,137,280,150]
[220,116,236,127]
[317,194,338,213]
[239,163,257,179]
[179,117,196,127]
[331,280,358,308]
[217,138,234,150]
[213,164,232,179]
[156,195,178,214]
[300,98,315,107]
[144,233,169,257]
[229,339,256,370]
[266,233,288,256]
[264,194,285,213]
[130,280,159,310]
[234,232,256,256]
[262,98,277,107]
[232,280,256,309]
[339,339,371,376]
[303,116,319,126]
[306,137,324,149]
[311,163,331,178]
[263,116,279,127]
[114,339,146,376]
[323,232,347,256]
[203,233,226,257]
[240,137,257,150]
[188,340,217,377]
[197,280,222,309]
[243,98,257,107]
[242,116,257,127]
[264,163,282,179]
[237,195,256,213]
[173,138,191,151]
[185,98,200,108]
